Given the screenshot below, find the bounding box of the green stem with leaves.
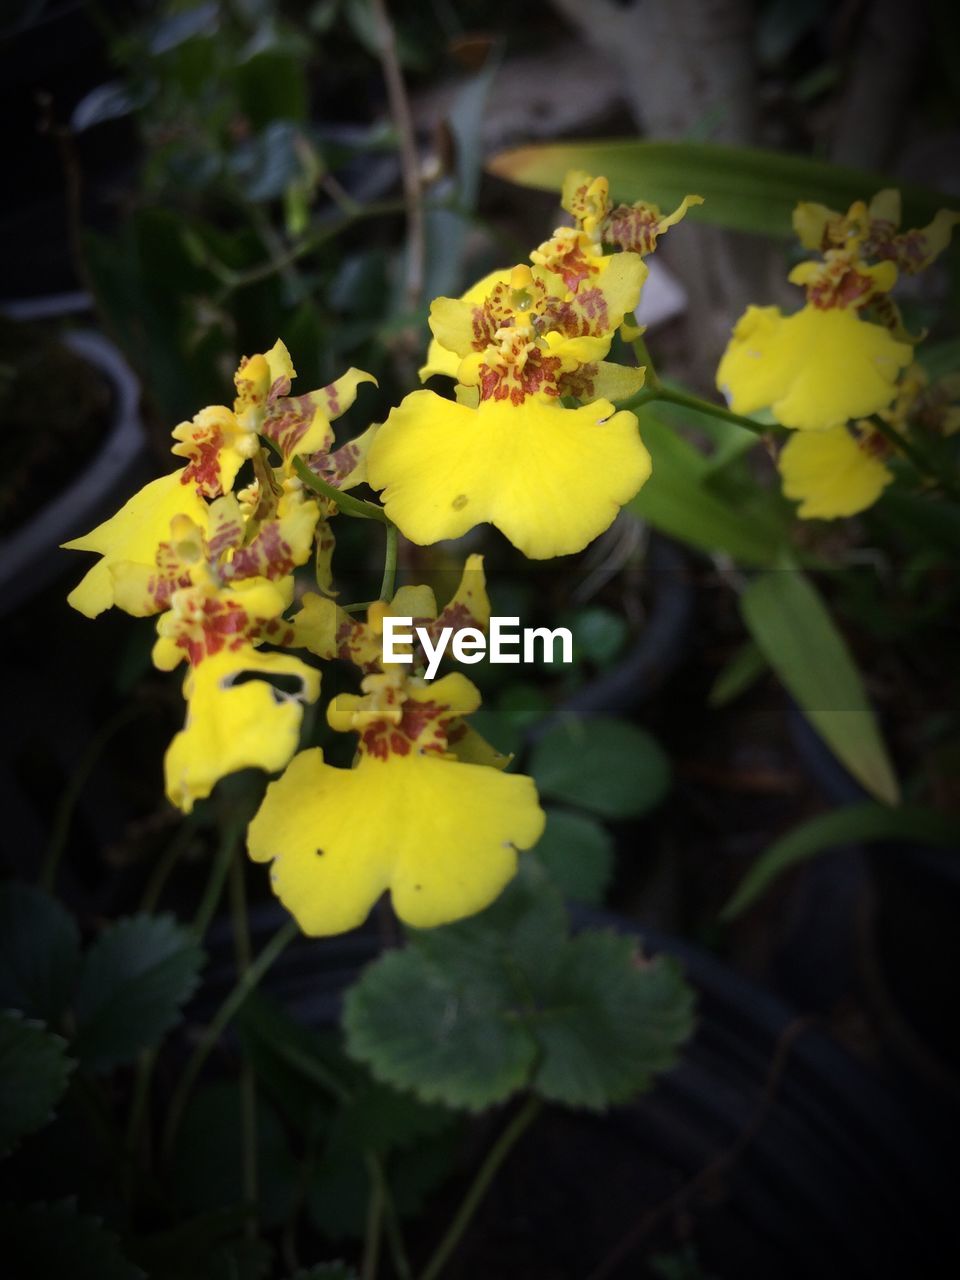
[630,333,773,437]
[417,1097,542,1280]
[161,916,299,1164]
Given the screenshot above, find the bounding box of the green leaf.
[0,1200,143,1279]
[722,802,960,919]
[630,413,786,566]
[73,914,204,1071]
[531,717,671,819]
[486,139,953,239]
[740,570,899,804]
[534,809,615,905]
[532,933,694,1109]
[707,640,768,708]
[344,871,693,1111]
[0,883,79,1024]
[568,606,628,667]
[0,1012,73,1156]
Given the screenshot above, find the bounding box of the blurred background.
[2,1,959,1276]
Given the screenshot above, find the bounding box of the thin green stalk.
[139,818,198,915]
[640,385,773,437]
[161,917,299,1163]
[379,522,399,601]
[869,413,960,499]
[293,456,389,523]
[128,819,243,1160]
[367,1152,413,1280]
[629,332,771,437]
[192,818,243,940]
[417,1097,542,1280]
[361,1152,386,1280]
[42,703,142,892]
[229,856,259,1240]
[631,333,659,389]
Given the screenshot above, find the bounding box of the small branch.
[869,414,960,500]
[379,522,399,600]
[370,0,425,312]
[161,917,299,1163]
[417,1097,542,1280]
[293,456,390,523]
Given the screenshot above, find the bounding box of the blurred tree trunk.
[550,0,766,385]
[830,0,928,171]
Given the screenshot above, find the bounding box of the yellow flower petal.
[420,269,509,382]
[63,470,207,619]
[366,389,651,559]
[165,647,320,814]
[778,425,893,519]
[717,304,912,430]
[247,747,544,934]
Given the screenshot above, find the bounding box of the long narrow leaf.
[487,140,953,239]
[630,414,787,565]
[740,569,899,804]
[722,802,960,919]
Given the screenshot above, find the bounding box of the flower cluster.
[366,170,700,558]
[65,173,705,937]
[717,190,959,519]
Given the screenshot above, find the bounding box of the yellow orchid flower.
[718,188,958,431]
[64,470,207,619]
[293,553,490,674]
[109,489,319,620]
[165,645,320,813]
[367,388,648,559]
[717,304,912,431]
[247,669,544,935]
[367,260,651,559]
[778,424,893,519]
[794,190,960,274]
[171,338,376,495]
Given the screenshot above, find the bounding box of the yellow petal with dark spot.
[366,390,650,559]
[247,748,544,934]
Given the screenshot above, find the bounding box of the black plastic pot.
[198,900,955,1278]
[0,324,148,615]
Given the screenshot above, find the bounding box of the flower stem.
[641,385,772,437]
[161,916,299,1164]
[416,1097,542,1280]
[869,414,960,499]
[630,333,772,437]
[379,522,399,601]
[41,703,143,893]
[229,855,259,1239]
[293,456,389,523]
[361,1151,385,1280]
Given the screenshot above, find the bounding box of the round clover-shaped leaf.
[343,945,537,1111]
[531,717,672,819]
[0,1012,74,1156]
[532,932,696,1109]
[0,883,80,1024]
[345,870,695,1113]
[73,914,204,1071]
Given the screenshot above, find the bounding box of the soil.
[0,317,113,535]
